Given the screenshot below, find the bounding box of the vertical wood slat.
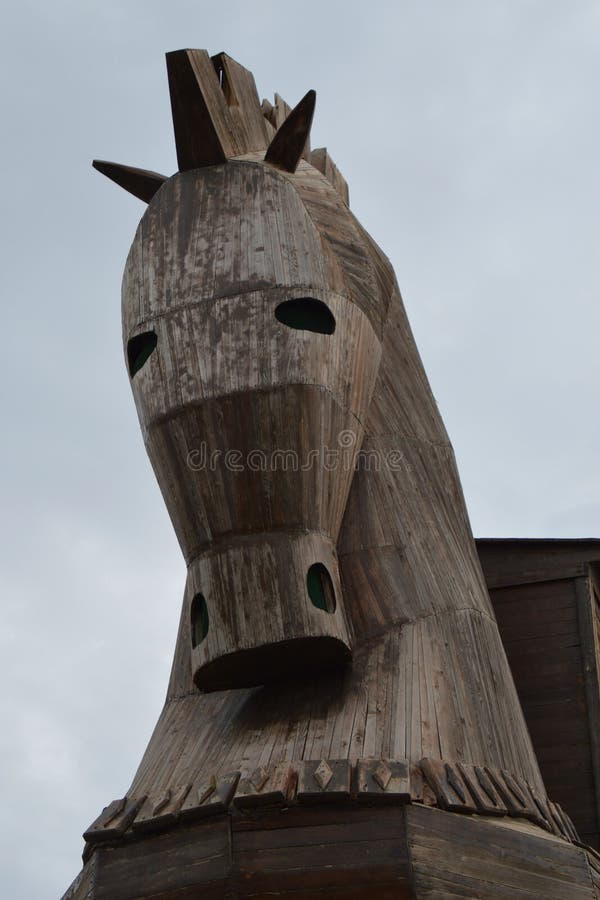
[488,571,600,847]
[213,52,271,153]
[576,572,600,833]
[166,49,231,168]
[310,147,350,205]
[166,50,272,172]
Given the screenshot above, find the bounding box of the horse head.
[97,50,395,691]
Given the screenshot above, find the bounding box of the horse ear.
[265,90,316,173]
[92,161,167,203]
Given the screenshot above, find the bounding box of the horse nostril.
[127,330,158,377]
[275,298,335,335]
[307,563,337,613]
[191,593,209,647]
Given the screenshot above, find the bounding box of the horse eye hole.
[275,298,335,335]
[127,330,157,377]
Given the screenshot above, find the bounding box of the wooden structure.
[478,539,600,852]
[62,50,600,897]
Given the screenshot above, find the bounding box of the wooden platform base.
[63,803,600,899]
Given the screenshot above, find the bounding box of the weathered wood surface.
[123,160,384,687]
[310,147,349,205]
[91,160,167,202]
[127,610,544,810]
[576,574,600,845]
[493,577,596,844]
[66,804,597,899]
[166,49,271,169]
[407,804,595,899]
[77,808,414,899]
[481,545,600,851]
[588,848,600,898]
[478,538,600,589]
[83,757,577,852]
[120,132,541,775]
[61,858,96,900]
[264,90,315,173]
[75,47,594,897]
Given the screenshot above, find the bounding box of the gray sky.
[1,1,598,896]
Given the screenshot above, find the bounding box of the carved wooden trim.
[178,771,240,824]
[356,759,412,803]
[83,796,145,843]
[234,763,296,809]
[82,758,579,847]
[297,759,352,802]
[132,783,192,834]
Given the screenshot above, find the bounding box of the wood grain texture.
[123,610,544,805]
[310,147,349,205]
[72,47,594,898]
[407,804,595,899]
[166,49,230,168]
[72,802,593,899]
[92,819,231,900]
[576,574,600,842]
[485,557,600,851]
[92,161,167,203]
[588,849,600,898]
[478,538,600,589]
[231,806,411,897]
[265,90,316,173]
[166,49,271,170]
[122,159,384,686]
[60,858,96,900]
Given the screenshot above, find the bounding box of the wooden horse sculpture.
[63,50,596,898]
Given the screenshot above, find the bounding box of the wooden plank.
[271,92,292,129]
[586,848,600,898]
[211,52,270,153]
[456,762,507,816]
[477,539,600,589]
[132,783,192,833]
[231,806,410,897]
[179,771,239,822]
[355,758,411,803]
[234,763,295,808]
[92,160,167,202]
[166,49,231,168]
[420,758,477,814]
[483,768,544,825]
[576,574,600,833]
[93,819,230,900]
[59,858,96,900]
[297,759,352,802]
[310,147,350,204]
[83,796,145,843]
[407,804,594,900]
[488,572,599,845]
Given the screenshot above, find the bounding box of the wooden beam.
[166,49,230,169]
[92,160,167,203]
[310,147,349,205]
[212,52,271,152]
[575,571,600,833]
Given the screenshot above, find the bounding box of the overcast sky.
[1,1,598,897]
